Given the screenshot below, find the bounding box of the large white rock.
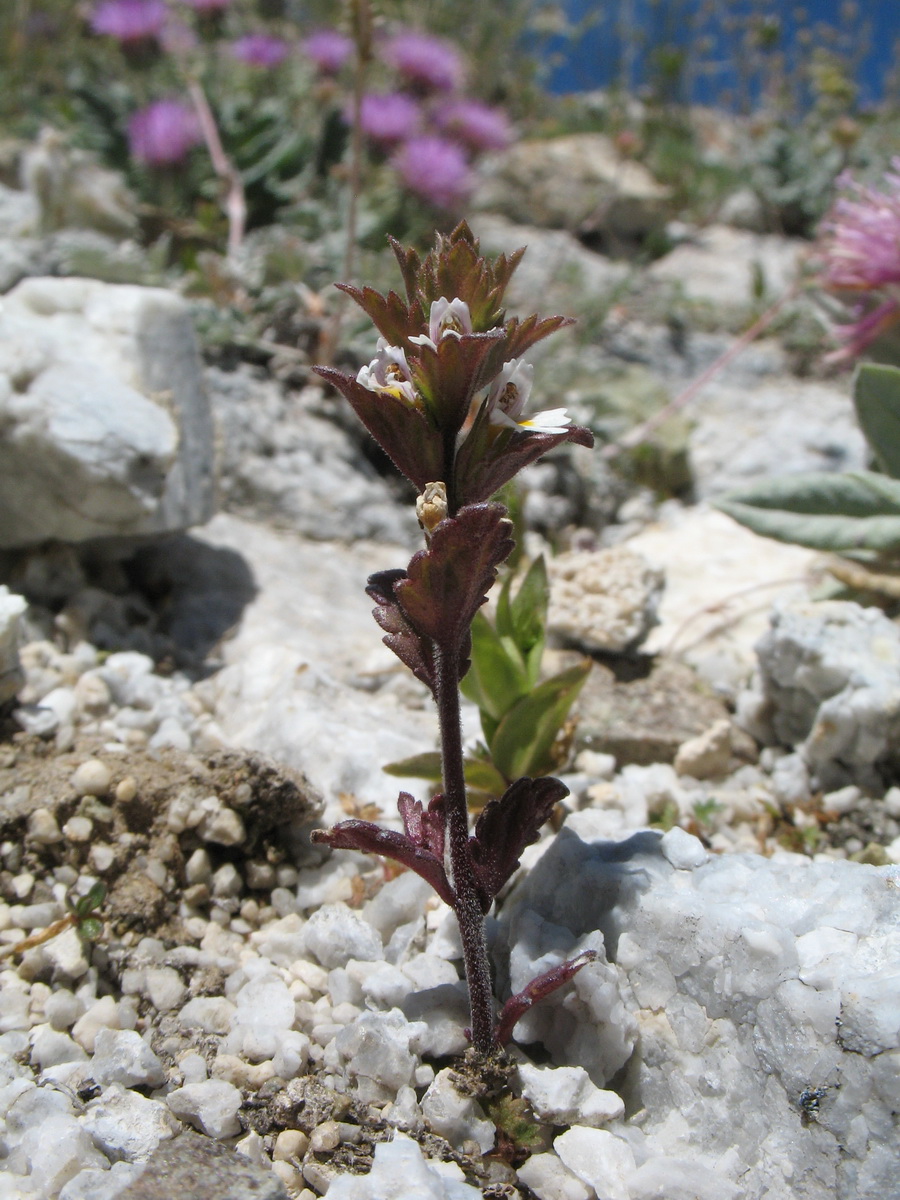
[647,224,803,308]
[498,822,900,1200]
[325,1132,482,1200]
[548,546,664,653]
[0,276,214,547]
[0,587,27,704]
[748,599,900,789]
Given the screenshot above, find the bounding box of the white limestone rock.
[421,1067,496,1154]
[329,1010,424,1103]
[81,1083,178,1162]
[673,718,733,779]
[0,587,27,705]
[548,546,664,653]
[325,1132,482,1200]
[647,225,802,308]
[498,822,900,1199]
[166,1078,243,1139]
[517,1151,594,1200]
[751,599,900,788]
[554,1127,636,1200]
[90,1028,166,1089]
[0,276,214,548]
[303,902,383,969]
[517,1062,624,1127]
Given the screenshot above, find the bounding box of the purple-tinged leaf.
[314,366,444,492]
[454,414,594,509]
[311,805,454,908]
[398,791,446,861]
[389,236,422,305]
[468,775,568,912]
[503,313,575,361]
[335,284,422,347]
[411,331,505,436]
[395,504,514,651]
[493,950,599,1048]
[367,570,436,694]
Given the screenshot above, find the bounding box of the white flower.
[485,358,571,434]
[357,338,418,404]
[409,296,473,350]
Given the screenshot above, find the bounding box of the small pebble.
[62,817,93,844]
[115,777,138,804]
[309,1120,341,1153]
[274,1129,310,1161]
[27,809,62,845]
[70,759,112,798]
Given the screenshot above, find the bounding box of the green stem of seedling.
[434,644,495,1055]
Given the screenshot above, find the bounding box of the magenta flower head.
[383,30,464,92]
[818,159,900,361]
[128,99,202,167]
[392,136,472,208]
[436,99,513,153]
[302,28,353,74]
[359,93,422,145]
[230,33,289,68]
[90,0,167,42]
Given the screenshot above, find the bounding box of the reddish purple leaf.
[411,331,504,436]
[335,283,423,347]
[493,950,599,1048]
[314,366,443,493]
[311,804,454,908]
[468,776,568,913]
[366,570,436,694]
[395,503,514,651]
[398,791,446,861]
[389,236,423,305]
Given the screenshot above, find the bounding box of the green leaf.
[73,881,107,917]
[463,757,509,796]
[383,752,443,781]
[715,470,900,552]
[488,660,591,781]
[853,363,900,479]
[460,612,530,720]
[509,556,549,656]
[78,918,103,942]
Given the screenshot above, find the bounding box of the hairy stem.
[434,644,494,1054]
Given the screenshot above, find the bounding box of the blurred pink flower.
[129,99,203,166]
[230,33,289,68]
[392,136,472,208]
[818,160,900,360]
[359,93,422,145]
[436,99,512,152]
[383,31,463,92]
[90,0,167,42]
[302,28,353,74]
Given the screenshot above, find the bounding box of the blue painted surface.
[542,0,899,108]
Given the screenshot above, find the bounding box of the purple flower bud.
[302,28,353,74]
[359,93,422,145]
[128,99,203,167]
[90,0,167,42]
[230,33,290,68]
[391,136,472,208]
[383,30,464,92]
[436,99,512,152]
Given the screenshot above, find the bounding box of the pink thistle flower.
[435,99,512,153]
[383,30,463,92]
[129,99,203,167]
[391,136,472,208]
[230,33,289,68]
[818,159,900,361]
[90,0,167,42]
[359,93,422,145]
[302,28,353,74]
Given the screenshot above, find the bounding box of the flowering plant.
[312,223,597,1055]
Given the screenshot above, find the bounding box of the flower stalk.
[312,223,596,1055]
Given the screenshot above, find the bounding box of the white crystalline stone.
[517,1152,594,1200]
[72,995,121,1052]
[548,546,664,653]
[81,1083,178,1161]
[517,1062,624,1127]
[166,1078,243,1139]
[27,806,63,844]
[45,989,84,1031]
[232,973,295,1036]
[272,1030,310,1079]
[362,872,433,940]
[332,1010,424,1101]
[627,1155,742,1200]
[660,826,709,870]
[91,1028,166,1088]
[177,996,236,1035]
[382,1084,424,1132]
[325,1132,482,1200]
[0,587,27,705]
[304,902,383,969]
[421,1067,496,1154]
[58,1161,144,1200]
[18,1111,109,1197]
[41,924,91,979]
[554,1127,636,1200]
[29,1025,87,1070]
[144,967,186,1013]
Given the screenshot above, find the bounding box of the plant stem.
[186,77,246,260]
[434,643,495,1055]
